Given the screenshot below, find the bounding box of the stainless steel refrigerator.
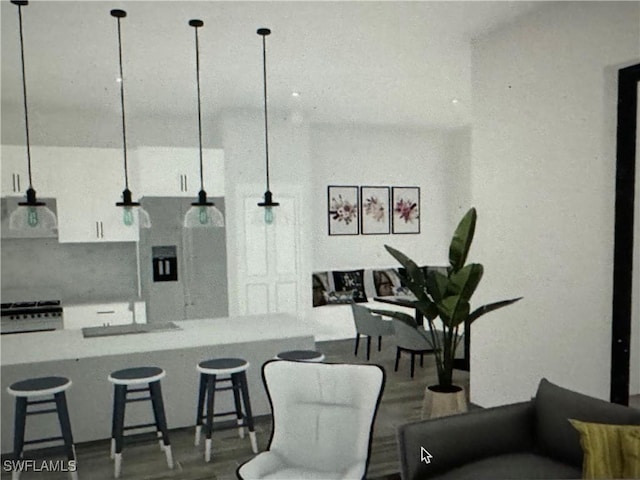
[139,197,228,323]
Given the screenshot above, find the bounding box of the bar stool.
[275,349,325,362]
[7,376,77,480]
[195,358,258,462]
[108,366,173,478]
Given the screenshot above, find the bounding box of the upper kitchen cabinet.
[40,146,140,243]
[1,145,57,198]
[1,145,28,197]
[135,147,225,198]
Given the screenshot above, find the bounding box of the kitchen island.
[1,314,315,453]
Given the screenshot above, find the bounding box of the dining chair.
[351,303,394,360]
[236,360,385,480]
[392,318,442,378]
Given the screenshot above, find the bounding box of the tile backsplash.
[1,238,138,302]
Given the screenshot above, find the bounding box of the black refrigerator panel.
[152,246,178,282]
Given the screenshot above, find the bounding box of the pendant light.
[183,19,224,228]
[257,28,279,225]
[8,0,57,232]
[111,9,151,228]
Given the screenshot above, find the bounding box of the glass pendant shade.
[116,189,151,229]
[183,19,224,229]
[121,206,152,229]
[9,204,57,231]
[258,190,279,225]
[263,207,274,225]
[9,1,58,233]
[183,205,225,228]
[184,190,224,228]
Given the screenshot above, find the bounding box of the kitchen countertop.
[1,313,313,366]
[1,312,315,451]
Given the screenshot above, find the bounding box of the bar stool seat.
[195,358,258,462]
[275,349,325,362]
[8,376,77,480]
[108,367,173,478]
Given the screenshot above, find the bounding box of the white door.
[236,189,301,317]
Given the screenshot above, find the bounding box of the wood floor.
[0,337,469,480]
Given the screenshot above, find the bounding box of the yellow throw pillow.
[569,419,640,479]
[622,428,640,479]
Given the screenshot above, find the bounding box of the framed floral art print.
[392,186,420,234]
[328,186,359,235]
[360,186,390,235]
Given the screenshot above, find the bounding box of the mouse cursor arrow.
[420,447,433,464]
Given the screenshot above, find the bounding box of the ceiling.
[1,1,542,133]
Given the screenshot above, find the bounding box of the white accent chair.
[236,360,386,480]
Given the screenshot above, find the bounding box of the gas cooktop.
[0,299,63,334]
[1,300,63,317]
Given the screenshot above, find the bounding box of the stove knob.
[44,313,49,317]
[37,313,42,318]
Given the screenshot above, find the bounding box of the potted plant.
[377,207,521,417]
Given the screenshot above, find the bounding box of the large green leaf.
[436,295,470,328]
[468,297,523,324]
[447,263,484,301]
[449,208,477,272]
[426,269,448,303]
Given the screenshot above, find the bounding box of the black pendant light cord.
[14,1,33,188]
[192,20,205,192]
[260,30,271,192]
[113,10,129,190]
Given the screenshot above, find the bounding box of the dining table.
[373,296,470,371]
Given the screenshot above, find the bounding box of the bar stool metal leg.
[204,374,216,462]
[231,374,245,439]
[112,385,126,478]
[238,371,258,453]
[194,373,207,446]
[149,380,173,469]
[12,397,27,480]
[54,392,76,458]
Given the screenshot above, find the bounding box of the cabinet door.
[51,148,139,243]
[1,145,29,197]
[136,147,224,197]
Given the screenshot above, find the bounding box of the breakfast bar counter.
[1,314,315,453]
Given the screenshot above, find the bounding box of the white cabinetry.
[136,147,224,197]
[1,145,58,198]
[64,301,146,330]
[1,145,29,197]
[38,147,140,243]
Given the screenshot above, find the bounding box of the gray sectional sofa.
[397,378,640,479]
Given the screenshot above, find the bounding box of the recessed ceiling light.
[451,98,460,105]
[116,77,123,83]
[292,91,301,97]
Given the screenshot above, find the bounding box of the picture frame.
[328,185,359,235]
[360,186,390,235]
[392,186,420,234]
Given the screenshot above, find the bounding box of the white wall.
[470,2,640,406]
[310,123,470,271]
